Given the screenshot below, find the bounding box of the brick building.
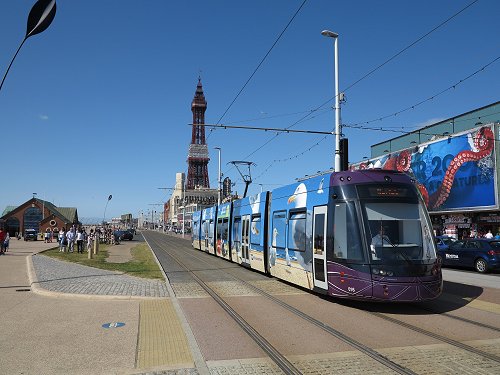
[1,198,79,239]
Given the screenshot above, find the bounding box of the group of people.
[0,228,10,255]
[483,230,500,239]
[57,226,96,254]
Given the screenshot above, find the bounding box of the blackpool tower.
[186,78,210,190]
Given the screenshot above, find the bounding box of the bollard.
[94,234,99,255]
[88,239,93,259]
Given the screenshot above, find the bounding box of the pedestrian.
[76,228,84,253]
[59,228,66,252]
[3,232,10,252]
[495,232,500,240]
[0,228,6,255]
[87,229,94,252]
[66,228,75,252]
[484,230,494,239]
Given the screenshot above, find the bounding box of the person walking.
[87,229,94,252]
[66,228,75,252]
[59,228,66,252]
[484,230,494,239]
[3,232,10,252]
[76,228,84,253]
[0,228,6,255]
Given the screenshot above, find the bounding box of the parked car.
[437,239,500,273]
[122,229,134,241]
[24,228,38,241]
[435,235,457,251]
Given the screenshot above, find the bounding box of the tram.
[191,169,442,302]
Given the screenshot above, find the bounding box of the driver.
[371,226,390,259]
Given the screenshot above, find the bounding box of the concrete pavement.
[0,236,201,375]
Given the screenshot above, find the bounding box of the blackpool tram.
[191,169,442,302]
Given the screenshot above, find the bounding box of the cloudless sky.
[1,0,498,221]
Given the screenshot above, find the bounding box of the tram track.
[147,232,500,370]
[368,311,500,364]
[145,232,418,375]
[145,234,302,375]
[411,305,500,333]
[216,262,500,366]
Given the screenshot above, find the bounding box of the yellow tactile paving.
[441,293,500,314]
[465,298,500,314]
[137,299,194,369]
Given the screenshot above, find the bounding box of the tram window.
[272,211,286,249]
[251,215,262,245]
[209,220,214,239]
[313,213,325,255]
[288,211,306,252]
[233,218,241,244]
[333,202,364,261]
[221,219,228,241]
[216,219,222,240]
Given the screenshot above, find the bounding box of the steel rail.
[145,234,301,375]
[147,232,416,375]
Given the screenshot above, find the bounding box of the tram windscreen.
[363,202,436,263]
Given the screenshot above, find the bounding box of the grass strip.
[41,243,163,279]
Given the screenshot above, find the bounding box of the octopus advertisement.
[352,124,497,212]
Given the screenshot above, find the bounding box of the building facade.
[1,198,79,238]
[352,101,500,239]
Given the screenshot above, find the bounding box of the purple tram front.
[267,169,442,302]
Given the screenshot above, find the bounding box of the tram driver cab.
[367,217,427,263]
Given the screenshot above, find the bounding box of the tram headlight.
[372,268,394,277]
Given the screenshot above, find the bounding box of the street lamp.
[103,194,112,225]
[321,29,341,172]
[1,0,57,93]
[214,147,222,205]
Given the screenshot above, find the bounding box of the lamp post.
[1,0,57,93]
[103,194,112,225]
[321,29,341,172]
[214,147,222,205]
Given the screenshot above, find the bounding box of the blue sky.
[1,0,498,221]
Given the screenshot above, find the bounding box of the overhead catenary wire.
[227,55,500,182]
[221,0,482,186]
[211,0,308,130]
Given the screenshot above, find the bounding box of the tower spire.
[186,78,210,189]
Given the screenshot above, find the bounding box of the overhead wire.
[226,0,483,185]
[209,56,499,183]
[207,0,308,140]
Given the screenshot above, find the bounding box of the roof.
[1,199,78,224]
[54,207,78,222]
[2,206,17,217]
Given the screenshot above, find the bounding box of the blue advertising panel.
[191,211,201,250]
[353,124,497,212]
[268,175,330,287]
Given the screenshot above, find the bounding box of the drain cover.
[16,289,31,292]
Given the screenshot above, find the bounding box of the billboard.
[351,124,497,212]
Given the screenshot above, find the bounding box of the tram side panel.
[231,192,269,272]
[192,211,202,250]
[215,202,232,260]
[267,176,329,291]
[201,206,216,254]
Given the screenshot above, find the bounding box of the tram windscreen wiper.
[384,236,413,264]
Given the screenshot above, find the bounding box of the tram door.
[241,215,250,265]
[203,221,209,252]
[312,206,328,290]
